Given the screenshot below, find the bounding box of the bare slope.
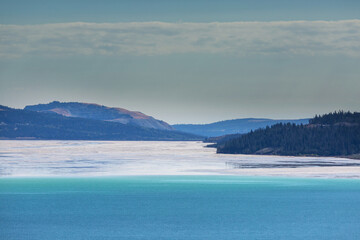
[25,101,173,130]
[0,105,202,141]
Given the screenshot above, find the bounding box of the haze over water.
[1,141,360,178]
[0,141,218,177]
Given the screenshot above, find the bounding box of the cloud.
[1,20,360,58]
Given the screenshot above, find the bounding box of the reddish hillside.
[25,101,174,131]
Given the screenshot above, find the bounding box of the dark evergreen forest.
[217,111,360,157]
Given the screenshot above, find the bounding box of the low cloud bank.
[1,20,360,57]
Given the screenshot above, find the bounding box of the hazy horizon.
[5,99,316,125]
[1,0,359,124]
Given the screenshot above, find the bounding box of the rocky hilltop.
[25,101,173,131]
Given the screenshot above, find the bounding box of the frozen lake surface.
[1,140,360,178]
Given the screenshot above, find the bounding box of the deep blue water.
[1,176,360,240]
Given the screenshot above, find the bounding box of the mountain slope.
[0,105,202,141]
[173,118,309,137]
[25,101,173,130]
[216,111,360,157]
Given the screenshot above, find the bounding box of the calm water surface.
[1,140,359,177]
[1,176,360,240]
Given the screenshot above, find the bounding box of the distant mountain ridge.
[173,118,309,137]
[25,101,173,131]
[0,105,202,141]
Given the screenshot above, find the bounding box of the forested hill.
[216,111,360,157]
[310,111,360,125]
[0,105,202,141]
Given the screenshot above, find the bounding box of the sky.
[0,0,360,124]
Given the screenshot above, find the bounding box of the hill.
[0,105,202,141]
[25,101,173,130]
[216,111,360,157]
[173,118,309,137]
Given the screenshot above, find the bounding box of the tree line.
[217,111,360,157]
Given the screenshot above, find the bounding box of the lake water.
[1,140,360,178]
[1,176,360,240]
[1,141,360,239]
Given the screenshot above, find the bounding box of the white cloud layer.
[1,20,360,58]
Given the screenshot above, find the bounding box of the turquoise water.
[1,176,360,240]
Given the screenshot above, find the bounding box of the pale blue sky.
[1,0,359,23]
[0,1,359,123]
